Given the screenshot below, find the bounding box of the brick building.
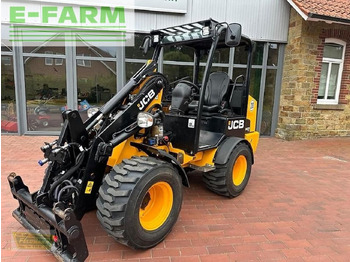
[277,0,350,140]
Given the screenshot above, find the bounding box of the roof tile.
[291,0,350,21]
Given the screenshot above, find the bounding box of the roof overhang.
[287,0,350,25]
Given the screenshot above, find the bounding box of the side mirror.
[140,36,152,55]
[225,23,242,47]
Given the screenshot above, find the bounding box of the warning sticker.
[188,119,195,128]
[85,181,94,194]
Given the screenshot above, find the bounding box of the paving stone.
[2,136,350,261]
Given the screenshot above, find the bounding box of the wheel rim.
[232,155,247,186]
[139,181,173,231]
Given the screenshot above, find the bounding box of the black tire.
[28,119,38,131]
[203,143,252,198]
[96,156,183,249]
[41,120,49,127]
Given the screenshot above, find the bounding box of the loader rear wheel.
[203,143,252,198]
[96,156,183,249]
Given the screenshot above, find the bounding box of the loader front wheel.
[96,156,183,249]
[203,143,252,198]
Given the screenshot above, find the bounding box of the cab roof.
[150,18,252,50]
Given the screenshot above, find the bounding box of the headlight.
[137,112,154,128]
[202,26,210,36]
[87,107,99,118]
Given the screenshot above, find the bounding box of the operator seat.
[203,72,230,112]
[188,72,231,113]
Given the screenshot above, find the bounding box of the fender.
[130,142,190,187]
[214,137,254,165]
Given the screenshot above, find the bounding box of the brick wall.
[276,9,350,140]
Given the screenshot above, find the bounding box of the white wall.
[2,0,290,42]
[136,0,290,42]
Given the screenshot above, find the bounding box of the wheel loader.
[8,19,259,261]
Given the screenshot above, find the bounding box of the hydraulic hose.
[54,180,73,200]
[57,185,79,202]
[48,150,86,201]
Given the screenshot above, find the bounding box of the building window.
[55,53,63,66]
[317,38,346,104]
[44,51,53,65]
[1,53,17,134]
[55,58,63,65]
[1,56,11,66]
[77,54,91,67]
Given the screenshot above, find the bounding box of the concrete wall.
[276,9,350,140]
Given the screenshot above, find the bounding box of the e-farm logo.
[10,6,125,24]
[8,5,129,45]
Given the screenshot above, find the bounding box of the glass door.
[23,36,67,132]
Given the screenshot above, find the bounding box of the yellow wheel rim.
[232,155,247,186]
[139,182,173,231]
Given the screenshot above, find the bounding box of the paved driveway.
[2,136,350,261]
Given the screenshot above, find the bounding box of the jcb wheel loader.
[8,19,259,261]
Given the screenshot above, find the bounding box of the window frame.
[55,53,64,66]
[2,56,11,66]
[317,38,346,105]
[77,54,92,67]
[44,51,54,66]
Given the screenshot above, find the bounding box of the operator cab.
[142,19,254,155]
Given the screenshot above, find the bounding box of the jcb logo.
[228,120,244,130]
[137,89,156,111]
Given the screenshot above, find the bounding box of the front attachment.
[8,173,88,262]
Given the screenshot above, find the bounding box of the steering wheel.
[169,76,190,85]
[178,80,200,92]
